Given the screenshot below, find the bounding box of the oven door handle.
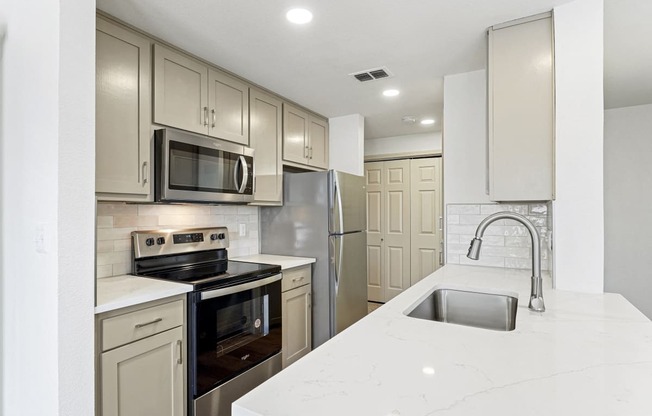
[200,273,282,301]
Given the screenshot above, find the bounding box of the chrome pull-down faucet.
[467,211,545,312]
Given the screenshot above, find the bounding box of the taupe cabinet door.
[96,17,151,200]
[208,69,249,145]
[101,327,184,416]
[250,88,283,204]
[153,44,208,135]
[281,282,312,368]
[308,117,329,169]
[283,103,329,169]
[488,13,554,201]
[410,158,442,284]
[154,45,250,144]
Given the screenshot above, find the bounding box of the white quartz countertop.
[232,254,315,270]
[95,275,192,314]
[233,264,652,416]
[96,255,314,314]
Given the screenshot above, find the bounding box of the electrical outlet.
[239,223,247,237]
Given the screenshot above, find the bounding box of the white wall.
[329,114,364,175]
[604,104,652,318]
[0,0,95,414]
[552,0,604,293]
[364,132,442,157]
[442,70,491,205]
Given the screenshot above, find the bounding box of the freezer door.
[329,231,368,336]
[330,171,366,234]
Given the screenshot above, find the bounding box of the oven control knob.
[156,237,166,245]
[210,233,218,241]
[145,237,155,247]
[218,233,226,240]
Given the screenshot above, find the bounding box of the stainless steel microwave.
[154,129,254,204]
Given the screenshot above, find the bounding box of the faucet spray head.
[467,238,482,260]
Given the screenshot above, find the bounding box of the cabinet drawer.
[101,300,184,351]
[282,265,311,292]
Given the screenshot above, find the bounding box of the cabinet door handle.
[304,145,309,159]
[203,107,209,126]
[309,147,313,159]
[142,161,148,185]
[134,317,162,329]
[292,276,305,283]
[176,340,183,365]
[439,251,444,266]
[308,292,311,309]
[211,109,216,128]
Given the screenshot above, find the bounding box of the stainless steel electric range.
[132,227,282,416]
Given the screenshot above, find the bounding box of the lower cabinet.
[281,265,312,368]
[97,296,186,416]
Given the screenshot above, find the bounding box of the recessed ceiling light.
[420,119,435,125]
[383,89,400,97]
[286,8,313,24]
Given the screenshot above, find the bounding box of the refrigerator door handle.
[333,235,343,296]
[332,173,344,234]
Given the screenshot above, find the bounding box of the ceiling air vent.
[350,67,393,82]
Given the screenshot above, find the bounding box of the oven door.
[155,128,254,203]
[189,274,282,410]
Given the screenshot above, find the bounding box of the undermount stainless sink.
[406,288,518,331]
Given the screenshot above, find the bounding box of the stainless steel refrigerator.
[260,170,367,348]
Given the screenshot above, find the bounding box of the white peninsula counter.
[233,264,652,415]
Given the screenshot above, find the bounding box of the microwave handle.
[234,155,248,194]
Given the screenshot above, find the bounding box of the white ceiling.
[97,0,651,139]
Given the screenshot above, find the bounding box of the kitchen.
[2,0,652,415]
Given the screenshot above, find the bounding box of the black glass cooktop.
[138,260,281,291]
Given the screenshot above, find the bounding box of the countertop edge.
[232,254,316,270]
[95,275,192,315]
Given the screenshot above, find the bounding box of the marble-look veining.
[233,265,652,416]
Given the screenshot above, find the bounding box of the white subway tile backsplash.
[458,235,505,247]
[448,205,481,215]
[529,203,548,215]
[97,204,138,216]
[96,216,113,228]
[447,234,460,244]
[112,215,139,228]
[446,203,552,272]
[96,240,114,253]
[96,202,260,278]
[112,262,132,276]
[447,214,460,225]
[96,265,113,279]
[96,227,137,241]
[113,239,131,252]
[459,255,505,268]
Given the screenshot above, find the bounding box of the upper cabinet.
[488,13,555,201]
[250,88,283,205]
[153,44,249,145]
[283,103,329,170]
[96,16,152,201]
